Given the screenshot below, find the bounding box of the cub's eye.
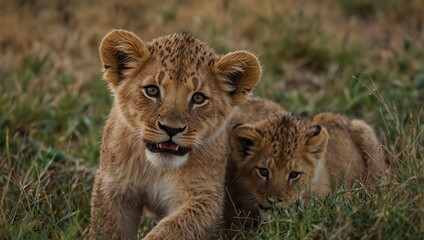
[288,171,301,180]
[144,85,160,98]
[257,168,270,179]
[191,93,208,105]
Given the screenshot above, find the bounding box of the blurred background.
[2,0,424,92]
[0,0,423,238]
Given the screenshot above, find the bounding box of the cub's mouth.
[144,140,191,156]
[258,204,272,211]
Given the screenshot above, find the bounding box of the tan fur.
[229,97,286,126]
[221,107,386,237]
[88,29,261,239]
[220,97,285,237]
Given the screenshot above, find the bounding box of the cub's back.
[229,97,285,128]
[308,112,381,186]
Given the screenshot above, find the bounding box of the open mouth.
[144,140,191,156]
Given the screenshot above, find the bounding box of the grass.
[0,53,104,239]
[1,0,423,239]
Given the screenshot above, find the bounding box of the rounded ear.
[99,29,150,88]
[305,125,329,161]
[214,51,262,105]
[229,124,262,164]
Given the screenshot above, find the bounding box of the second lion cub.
[222,109,386,235]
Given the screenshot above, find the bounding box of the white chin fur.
[258,208,267,220]
[145,150,189,169]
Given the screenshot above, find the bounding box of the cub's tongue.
[158,141,179,151]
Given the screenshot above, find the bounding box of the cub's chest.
[141,172,178,217]
[140,161,219,216]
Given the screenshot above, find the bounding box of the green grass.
[0,54,108,238]
[1,0,423,239]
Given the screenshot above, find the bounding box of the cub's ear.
[214,51,262,105]
[229,124,262,164]
[305,125,329,161]
[99,29,150,88]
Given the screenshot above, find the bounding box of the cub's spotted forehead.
[261,114,306,142]
[260,114,307,166]
[146,32,217,82]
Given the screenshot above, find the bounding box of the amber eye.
[288,171,300,180]
[257,168,270,179]
[191,93,208,105]
[144,85,160,98]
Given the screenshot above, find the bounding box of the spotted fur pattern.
[221,103,386,237]
[88,29,262,239]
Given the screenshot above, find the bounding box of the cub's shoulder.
[230,97,285,127]
[307,112,351,130]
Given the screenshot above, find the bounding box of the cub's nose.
[158,122,186,137]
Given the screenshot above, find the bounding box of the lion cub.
[222,109,386,235]
[88,30,262,239]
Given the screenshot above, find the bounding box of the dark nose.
[158,122,185,137]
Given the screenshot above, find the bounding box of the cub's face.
[99,30,261,168]
[230,114,328,212]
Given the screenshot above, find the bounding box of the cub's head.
[100,30,261,168]
[229,113,328,212]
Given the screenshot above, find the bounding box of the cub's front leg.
[89,170,143,239]
[144,190,223,240]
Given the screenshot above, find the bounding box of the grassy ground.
[0,0,423,239]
